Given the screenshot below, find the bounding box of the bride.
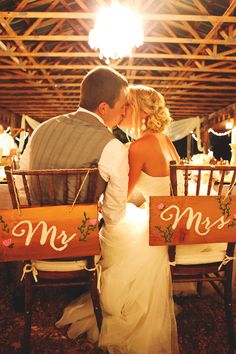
[56,85,180,354]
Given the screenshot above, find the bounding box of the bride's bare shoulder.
[129,135,154,152]
[132,134,156,145]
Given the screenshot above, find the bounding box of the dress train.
[56,203,179,354]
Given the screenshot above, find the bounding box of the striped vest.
[29,110,114,204]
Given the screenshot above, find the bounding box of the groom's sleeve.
[98,139,129,225]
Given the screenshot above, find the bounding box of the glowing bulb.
[226,121,233,129]
[88,1,143,64]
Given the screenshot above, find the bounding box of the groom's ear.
[97,101,108,117]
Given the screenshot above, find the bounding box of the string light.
[191,132,198,141]
[208,128,232,136]
[191,128,232,142]
[225,121,233,129]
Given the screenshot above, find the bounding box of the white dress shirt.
[20,108,129,225]
[0,132,16,156]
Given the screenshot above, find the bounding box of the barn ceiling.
[0,0,235,124]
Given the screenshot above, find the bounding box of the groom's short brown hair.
[80,66,128,111]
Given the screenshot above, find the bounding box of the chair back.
[170,160,236,197]
[3,166,106,261]
[168,160,236,262]
[4,165,106,208]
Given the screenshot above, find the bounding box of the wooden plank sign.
[0,204,99,261]
[150,196,236,246]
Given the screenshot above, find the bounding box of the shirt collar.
[78,106,105,126]
[78,106,112,133]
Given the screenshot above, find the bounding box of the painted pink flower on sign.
[78,212,97,241]
[157,203,165,211]
[0,215,13,248]
[233,214,236,220]
[89,219,97,226]
[2,238,12,247]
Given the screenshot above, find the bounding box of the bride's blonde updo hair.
[127,85,172,136]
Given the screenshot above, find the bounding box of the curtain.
[18,114,40,153]
[166,116,204,152]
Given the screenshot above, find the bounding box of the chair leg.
[12,285,25,313]
[224,270,235,349]
[89,270,103,332]
[8,261,25,313]
[22,274,33,354]
[197,280,203,296]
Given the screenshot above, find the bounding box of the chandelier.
[88,1,144,64]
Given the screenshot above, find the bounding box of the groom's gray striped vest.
[29,110,114,204]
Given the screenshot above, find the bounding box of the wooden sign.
[0,204,99,262]
[150,196,236,246]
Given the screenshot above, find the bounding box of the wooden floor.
[0,263,235,354]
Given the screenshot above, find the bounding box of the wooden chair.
[4,165,105,354]
[169,161,236,349]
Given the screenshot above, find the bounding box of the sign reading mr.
[0,204,99,262]
[150,196,236,245]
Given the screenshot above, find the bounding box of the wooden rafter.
[0,0,235,123]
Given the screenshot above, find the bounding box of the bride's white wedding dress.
[56,171,179,354]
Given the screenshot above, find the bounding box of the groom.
[20,66,129,225]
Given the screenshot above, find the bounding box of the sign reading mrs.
[149,196,236,246]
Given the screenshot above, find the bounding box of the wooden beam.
[1,82,236,90]
[0,74,235,83]
[0,35,235,45]
[208,102,236,123]
[1,12,236,22]
[0,64,236,73]
[0,51,236,61]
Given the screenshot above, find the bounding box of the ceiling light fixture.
[88,1,143,64]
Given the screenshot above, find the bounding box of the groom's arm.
[98,139,129,225]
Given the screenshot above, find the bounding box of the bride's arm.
[128,141,145,197]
